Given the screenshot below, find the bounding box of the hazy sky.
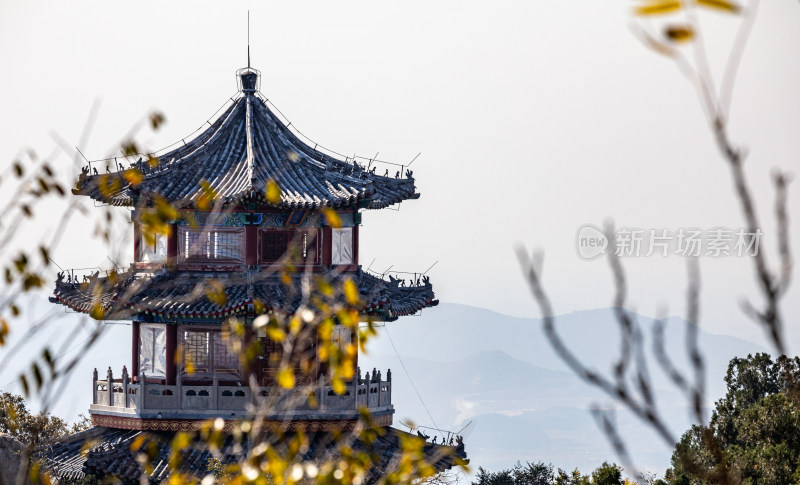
[1,0,799,351]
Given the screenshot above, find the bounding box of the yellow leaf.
[318,344,330,361]
[149,111,166,130]
[332,377,346,395]
[316,277,334,296]
[266,179,282,204]
[121,141,139,157]
[318,319,333,340]
[0,318,9,346]
[665,25,694,42]
[277,366,295,389]
[171,432,192,451]
[253,298,266,314]
[289,316,301,335]
[122,168,144,187]
[154,196,178,222]
[90,303,105,320]
[196,179,217,211]
[343,278,359,305]
[697,0,740,12]
[336,309,356,328]
[130,434,147,452]
[339,358,355,379]
[147,155,160,168]
[322,208,342,228]
[267,326,286,343]
[206,280,227,306]
[634,0,682,15]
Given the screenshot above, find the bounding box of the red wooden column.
[167,223,178,263]
[132,222,141,263]
[352,224,359,266]
[243,325,257,385]
[245,226,258,265]
[165,325,178,385]
[322,226,332,266]
[351,328,359,383]
[131,321,140,378]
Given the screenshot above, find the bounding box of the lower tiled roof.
[50,269,437,322]
[41,426,467,483]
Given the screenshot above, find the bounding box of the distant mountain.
[360,303,769,475]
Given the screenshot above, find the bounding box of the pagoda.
[43,67,466,482]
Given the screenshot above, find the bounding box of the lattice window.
[262,231,290,262]
[184,231,210,260]
[182,330,241,375]
[261,230,319,264]
[180,228,243,262]
[213,232,241,260]
[183,331,209,369]
[212,333,239,371]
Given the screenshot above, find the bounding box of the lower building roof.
[41,425,467,483]
[50,268,437,322]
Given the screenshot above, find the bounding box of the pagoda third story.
[49,67,441,434]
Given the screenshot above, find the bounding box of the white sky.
[1,0,799,351]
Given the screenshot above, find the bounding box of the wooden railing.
[90,366,392,419]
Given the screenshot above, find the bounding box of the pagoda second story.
[49,67,440,432]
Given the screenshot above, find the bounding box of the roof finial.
[247,11,251,69]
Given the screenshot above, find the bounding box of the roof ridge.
[245,94,256,188]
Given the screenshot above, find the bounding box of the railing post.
[106,367,114,406]
[122,366,129,408]
[140,371,147,409]
[249,374,258,410]
[212,374,219,410]
[177,373,183,410]
[377,370,382,405]
[363,369,371,408]
[92,368,98,405]
[386,369,392,405]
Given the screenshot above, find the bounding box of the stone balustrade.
[90,366,393,421]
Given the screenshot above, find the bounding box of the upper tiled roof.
[50,269,437,322]
[74,70,420,210]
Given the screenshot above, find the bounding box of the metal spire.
[247,11,251,68]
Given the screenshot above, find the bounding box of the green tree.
[472,466,515,485]
[555,468,591,485]
[667,353,800,484]
[472,462,554,485]
[512,461,555,485]
[0,391,90,448]
[591,462,623,485]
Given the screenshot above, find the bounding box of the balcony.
[90,366,393,425]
